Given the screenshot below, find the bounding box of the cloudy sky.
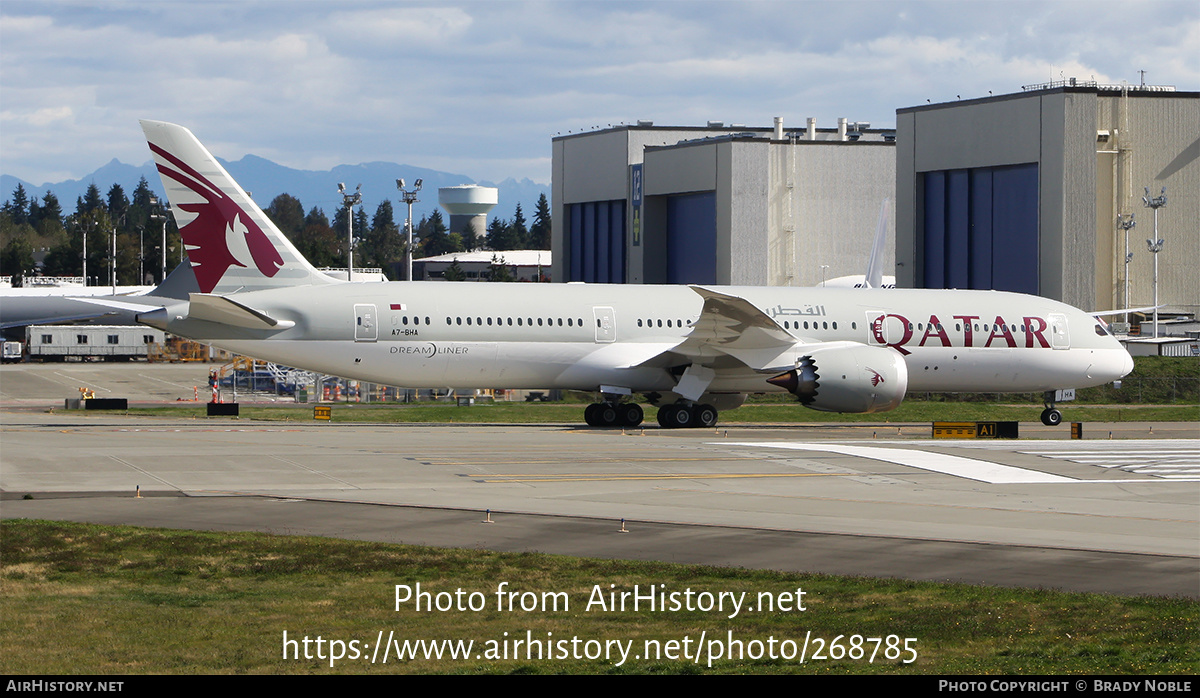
[2,0,1196,187]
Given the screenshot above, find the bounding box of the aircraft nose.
[1120,348,1134,378]
[1096,346,1135,382]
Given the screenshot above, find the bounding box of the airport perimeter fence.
[908,376,1199,405]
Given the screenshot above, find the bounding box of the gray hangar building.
[895,81,1198,318]
[551,119,896,287]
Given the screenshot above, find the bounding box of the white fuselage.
[156,282,1134,396]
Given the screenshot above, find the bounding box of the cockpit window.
[1094,323,1111,336]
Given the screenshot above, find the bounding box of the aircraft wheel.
[597,403,619,426]
[693,404,718,428]
[1040,408,1063,427]
[658,404,692,429]
[584,403,601,426]
[618,402,644,427]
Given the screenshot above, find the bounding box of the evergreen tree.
[442,258,466,281]
[459,220,480,251]
[511,203,528,249]
[131,177,155,211]
[362,199,402,270]
[300,207,339,267]
[79,183,105,215]
[0,236,34,277]
[106,184,129,222]
[486,216,520,251]
[353,207,370,265]
[38,191,65,235]
[3,184,30,225]
[487,254,515,282]
[419,210,454,257]
[265,193,305,243]
[530,193,552,250]
[27,197,42,230]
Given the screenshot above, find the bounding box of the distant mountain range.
[2,156,549,226]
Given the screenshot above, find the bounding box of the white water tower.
[439,185,498,245]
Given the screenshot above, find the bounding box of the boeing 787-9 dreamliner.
[118,121,1133,428]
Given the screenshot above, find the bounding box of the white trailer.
[25,325,165,361]
[1,340,22,362]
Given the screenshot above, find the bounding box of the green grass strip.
[2,520,1195,675]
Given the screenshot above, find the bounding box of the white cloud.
[1,0,1196,186]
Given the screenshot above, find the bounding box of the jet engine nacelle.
[766,343,908,413]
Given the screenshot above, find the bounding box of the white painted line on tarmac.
[721,442,1076,484]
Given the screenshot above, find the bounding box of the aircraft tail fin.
[140,120,334,295]
[864,197,889,289]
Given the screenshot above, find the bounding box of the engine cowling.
[766,343,908,413]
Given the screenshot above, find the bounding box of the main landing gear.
[656,403,719,429]
[582,400,720,429]
[1040,390,1063,427]
[584,401,644,427]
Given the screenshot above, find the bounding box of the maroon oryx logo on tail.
[150,143,283,293]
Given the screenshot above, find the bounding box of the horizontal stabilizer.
[188,293,295,331]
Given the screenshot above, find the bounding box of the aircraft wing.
[1090,305,1160,317]
[0,308,119,330]
[69,296,168,314]
[636,286,815,372]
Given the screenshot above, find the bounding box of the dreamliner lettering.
[388,344,471,356]
[869,313,1053,355]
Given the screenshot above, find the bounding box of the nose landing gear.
[1040,390,1063,426]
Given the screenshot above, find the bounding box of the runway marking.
[721,442,1075,484]
[52,371,110,392]
[954,439,1200,481]
[429,456,761,465]
[473,472,854,483]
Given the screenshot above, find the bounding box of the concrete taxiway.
[2,408,1197,597]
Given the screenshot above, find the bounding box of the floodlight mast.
[397,178,422,281]
[1142,187,1166,339]
[339,183,362,282]
[1117,213,1135,326]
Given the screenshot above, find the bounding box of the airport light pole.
[396,178,422,281]
[110,213,126,294]
[1143,186,1166,339]
[80,218,88,286]
[338,183,362,282]
[137,225,144,284]
[1117,213,1135,327]
[820,265,829,287]
[148,195,169,283]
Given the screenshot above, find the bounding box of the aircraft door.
[865,311,908,347]
[593,306,616,343]
[1049,313,1069,350]
[354,304,378,342]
